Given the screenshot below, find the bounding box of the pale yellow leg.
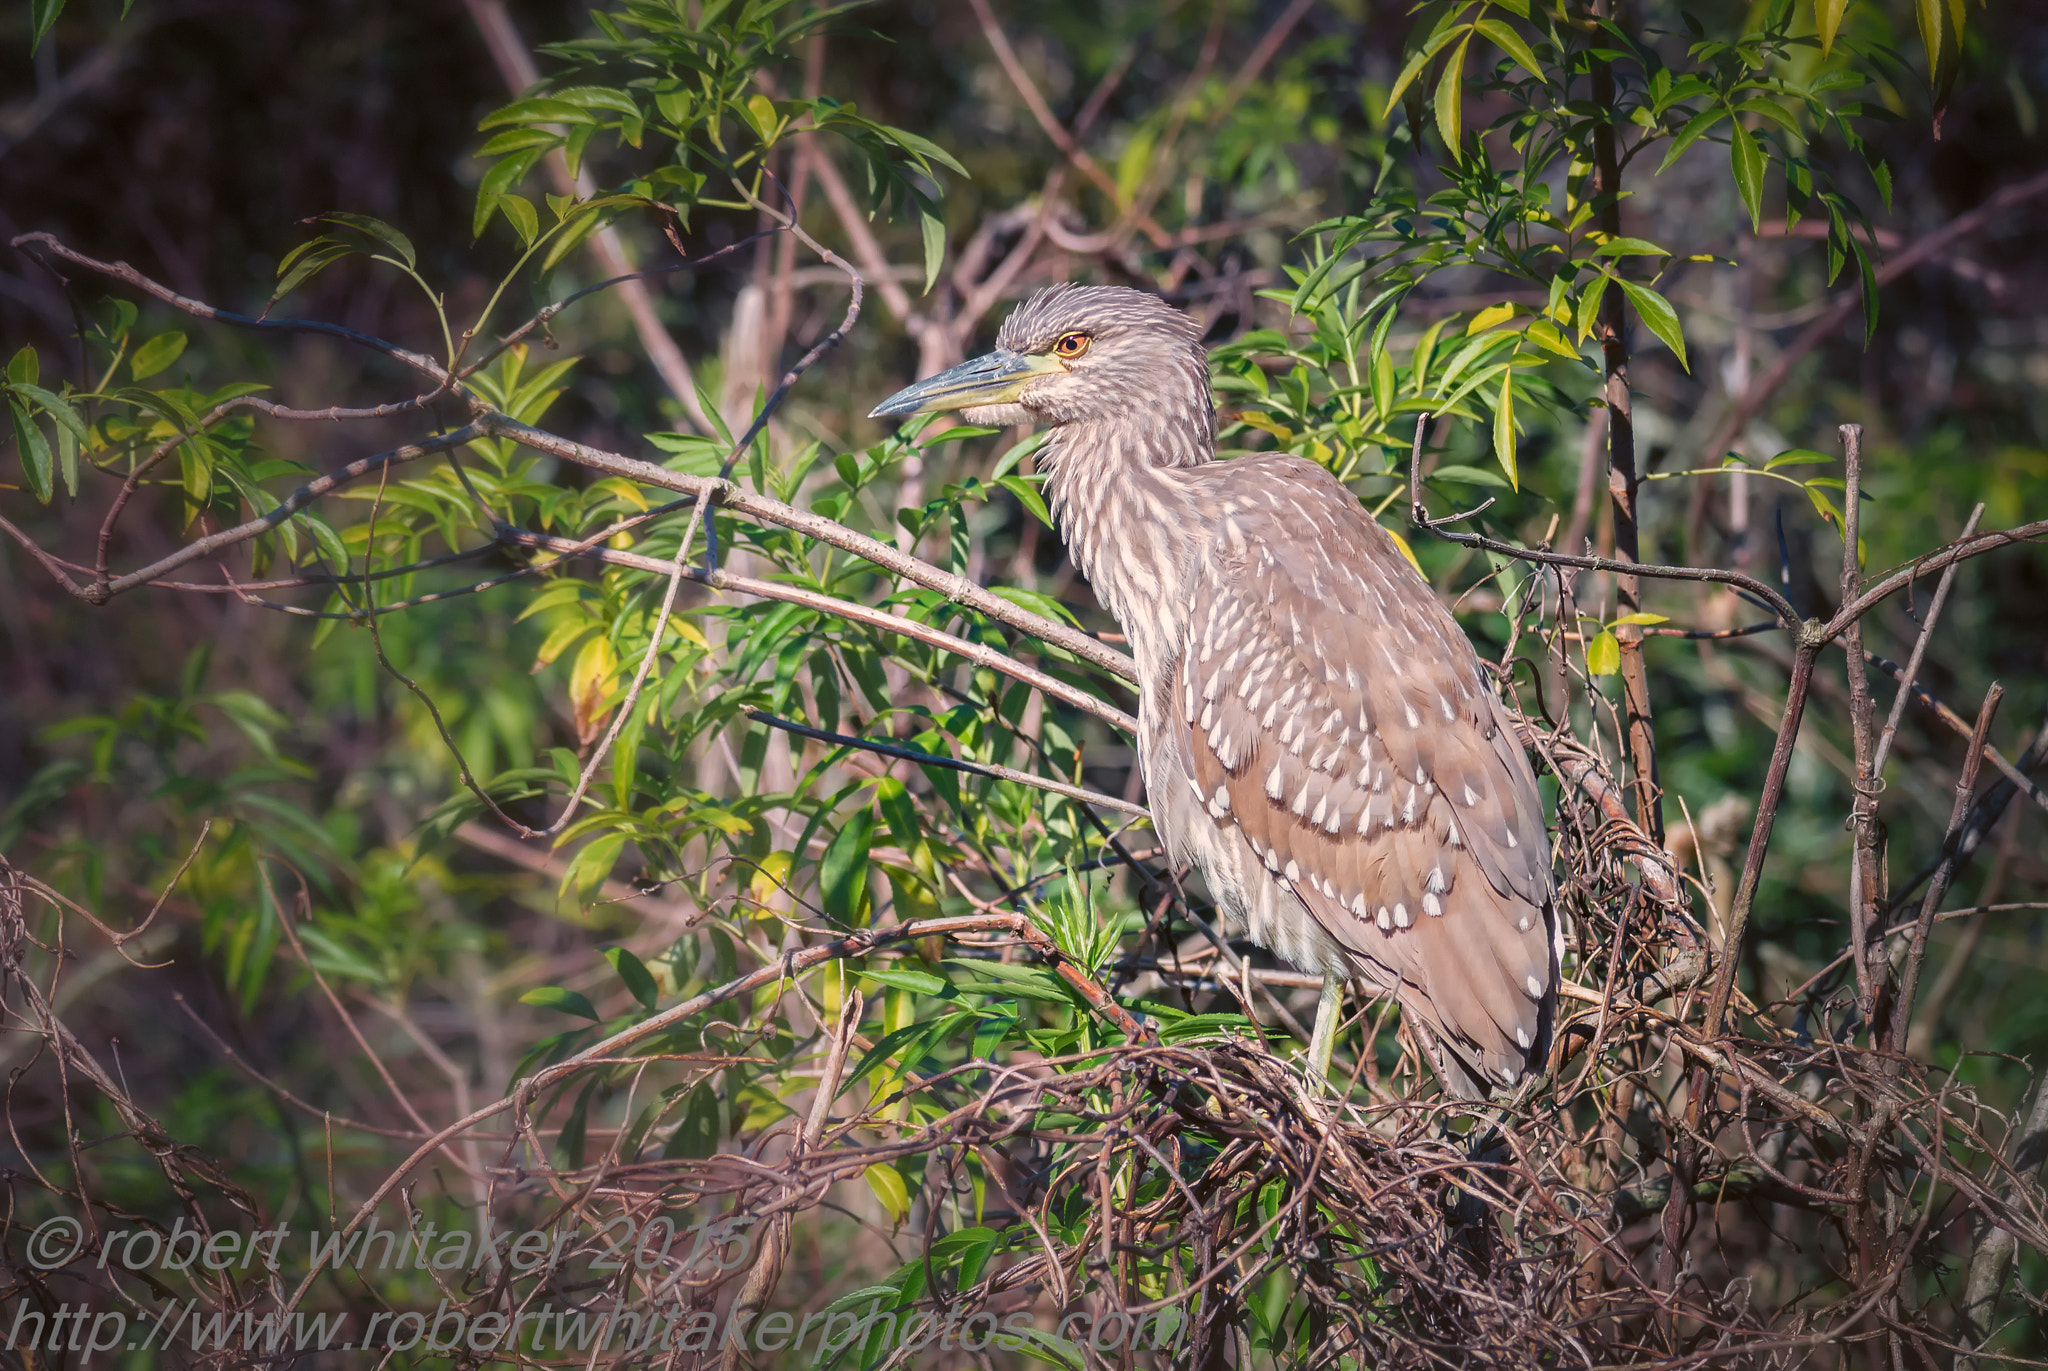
[1306,971,1345,1084]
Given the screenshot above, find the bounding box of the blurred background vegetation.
[2,0,2047,1364]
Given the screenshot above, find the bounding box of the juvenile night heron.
[872,286,1559,1097]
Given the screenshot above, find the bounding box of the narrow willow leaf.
[821,807,875,925]
[521,985,599,1020]
[1816,0,1848,56]
[1575,273,1610,345]
[320,212,416,268]
[918,208,945,296]
[1592,237,1671,258]
[1468,301,1518,333]
[1410,316,1452,394]
[1473,17,1541,79]
[1491,368,1517,490]
[7,398,52,503]
[1434,34,1471,157]
[604,946,659,1011]
[1614,277,1689,372]
[1729,120,1765,231]
[1765,448,1833,469]
[1658,107,1729,174]
[1850,234,1880,344]
[1370,344,1395,421]
[30,0,64,51]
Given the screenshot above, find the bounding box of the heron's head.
[870,285,1212,438]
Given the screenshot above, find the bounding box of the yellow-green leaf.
[866,1163,910,1223]
[1370,345,1395,421]
[1385,525,1424,576]
[1473,18,1542,79]
[1468,302,1519,334]
[918,208,945,296]
[1614,278,1689,372]
[1816,0,1848,56]
[1433,34,1471,156]
[747,850,793,911]
[1492,368,1517,491]
[1235,411,1294,442]
[1586,629,1621,677]
[1611,612,1670,627]
[499,193,539,248]
[1523,317,1581,361]
[130,332,188,382]
[1729,120,1766,232]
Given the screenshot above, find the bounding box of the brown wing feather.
[1171,455,1557,1091]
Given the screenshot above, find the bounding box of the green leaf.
[820,807,875,925]
[1585,629,1620,677]
[1729,120,1766,232]
[1764,448,1833,470]
[1592,237,1670,258]
[1574,273,1610,344]
[498,193,539,247]
[1428,463,1511,489]
[604,946,659,1011]
[1614,277,1688,372]
[1611,612,1670,627]
[562,831,625,899]
[7,382,89,444]
[863,965,952,997]
[130,331,189,382]
[521,986,600,1020]
[1370,343,1395,421]
[319,213,416,268]
[1491,367,1517,491]
[997,473,1052,527]
[1850,234,1880,344]
[7,345,35,387]
[30,0,63,51]
[1382,16,1472,115]
[663,1082,721,1159]
[1805,481,1842,524]
[270,241,353,306]
[918,207,945,296]
[7,398,52,503]
[1817,0,1848,56]
[1410,315,1452,394]
[873,776,924,852]
[1433,33,1472,156]
[1658,107,1729,174]
[866,1163,911,1224]
[1473,18,1542,79]
[1915,0,1962,111]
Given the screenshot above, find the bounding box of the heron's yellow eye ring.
[1053,332,1091,359]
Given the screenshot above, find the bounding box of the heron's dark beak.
[868,349,1062,419]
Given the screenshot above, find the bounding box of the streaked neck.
[1040,416,1212,671]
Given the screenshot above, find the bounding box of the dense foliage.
[3,0,2046,1365]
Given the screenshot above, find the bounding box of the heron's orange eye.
[1053,332,1091,359]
